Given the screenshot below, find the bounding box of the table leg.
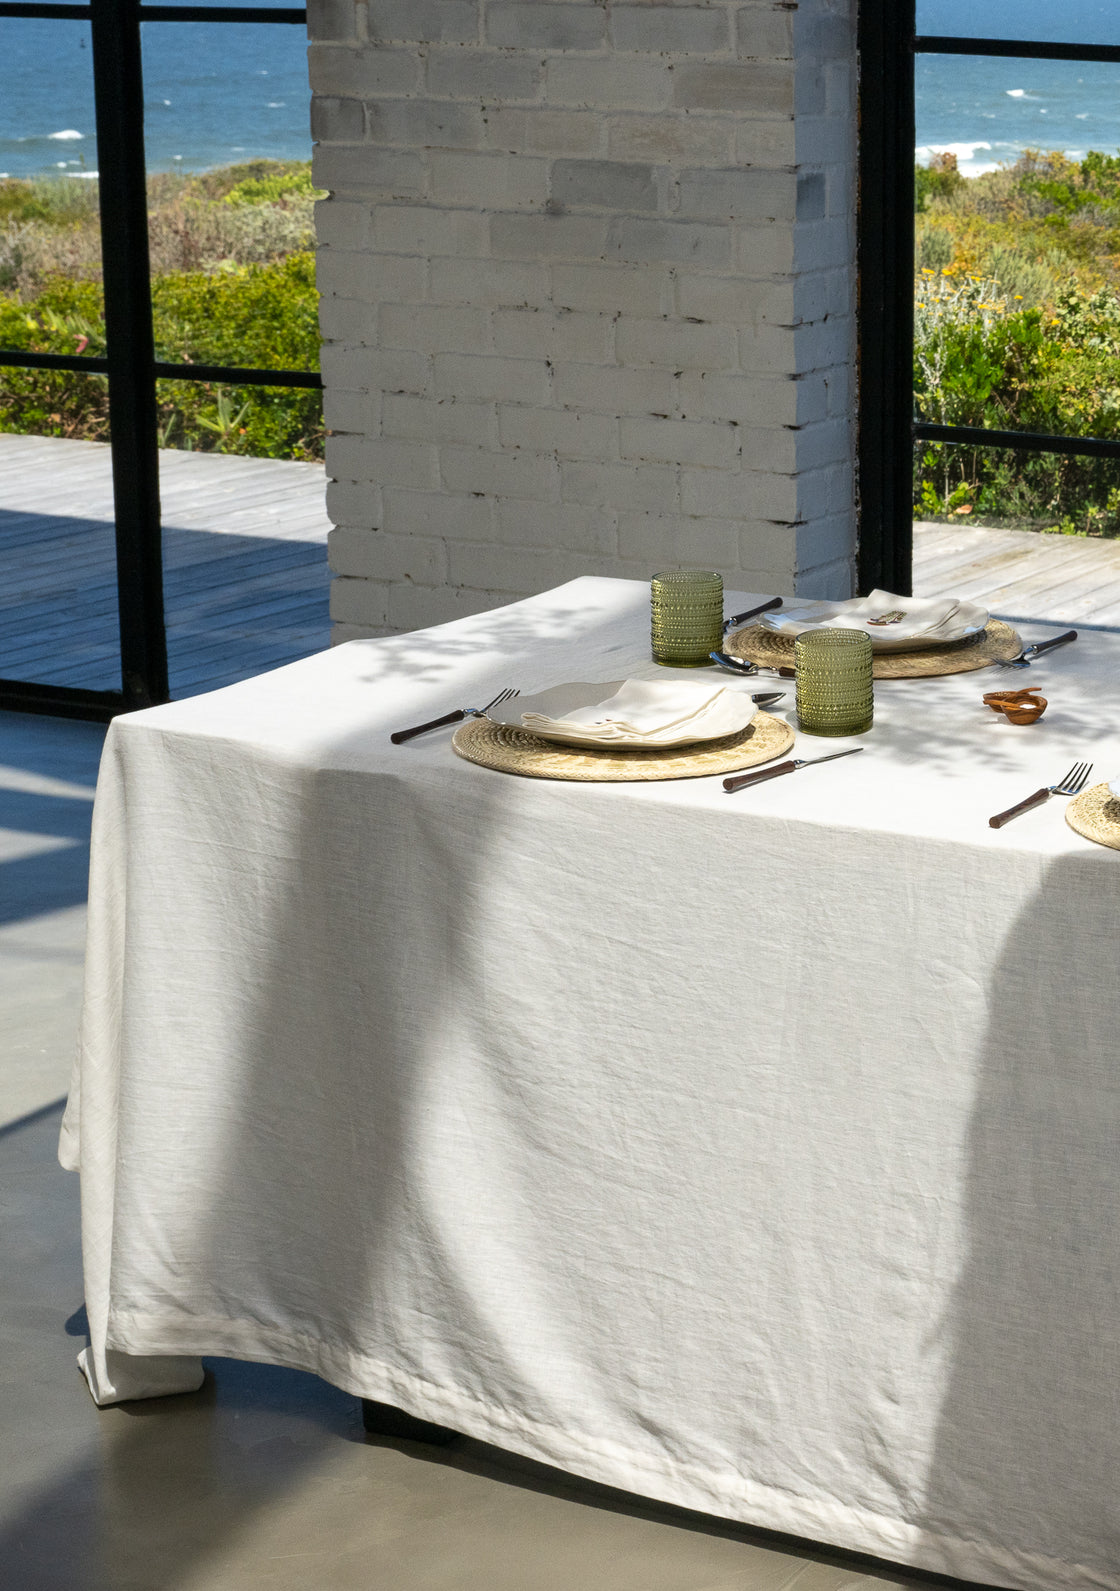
[361,1398,457,1445]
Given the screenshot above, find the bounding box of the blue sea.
[1,0,1119,182]
[0,1,313,180]
[917,0,1120,175]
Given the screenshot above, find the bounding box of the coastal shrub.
[0,251,322,460]
[0,160,318,297]
[915,222,954,273]
[915,152,965,211]
[913,151,1120,532]
[981,245,1055,307]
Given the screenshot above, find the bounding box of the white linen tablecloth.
[61,577,1120,1591]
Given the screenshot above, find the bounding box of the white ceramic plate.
[758,591,989,652]
[487,679,758,749]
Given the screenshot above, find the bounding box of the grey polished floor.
[0,708,949,1591]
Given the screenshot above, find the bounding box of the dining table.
[60,575,1120,1591]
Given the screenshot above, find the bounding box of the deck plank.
[0,435,331,698]
[913,520,1120,624]
[5,436,1120,704]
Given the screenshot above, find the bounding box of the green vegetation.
[914,149,1120,534]
[0,161,324,460]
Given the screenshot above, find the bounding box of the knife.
[723,746,864,794]
[1003,629,1077,668]
[723,596,783,634]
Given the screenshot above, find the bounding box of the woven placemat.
[452,710,794,782]
[1066,783,1120,851]
[725,619,1022,678]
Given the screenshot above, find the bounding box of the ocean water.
[1,0,1119,183]
[0,6,313,180]
[918,0,1120,176]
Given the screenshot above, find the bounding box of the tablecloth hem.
[77,1343,205,1406]
[104,1309,1106,1591]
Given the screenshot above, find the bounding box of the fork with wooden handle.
[988,760,1092,827]
[391,687,519,745]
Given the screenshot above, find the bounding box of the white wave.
[917,141,991,164]
[1077,113,1090,120]
[916,141,1030,178]
[74,171,98,179]
[48,129,84,141]
[266,101,284,108]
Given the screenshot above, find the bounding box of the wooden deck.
[912,518,1120,626]
[0,434,331,699]
[4,432,1120,707]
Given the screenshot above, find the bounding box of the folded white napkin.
[763,589,979,644]
[520,679,752,745]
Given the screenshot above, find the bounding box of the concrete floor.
[0,708,951,1591]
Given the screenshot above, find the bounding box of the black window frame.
[0,0,321,721]
[857,1,1120,595]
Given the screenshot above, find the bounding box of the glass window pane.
[156,429,329,698]
[0,412,126,692]
[915,53,1120,453]
[917,52,1120,177]
[1,17,103,359]
[914,440,1120,534]
[913,445,1120,626]
[141,19,312,177]
[140,16,324,696]
[917,1,1120,46]
[0,17,119,692]
[142,19,319,375]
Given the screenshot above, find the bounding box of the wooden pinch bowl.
[982,687,1047,725]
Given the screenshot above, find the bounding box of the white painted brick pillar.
[308,0,857,639]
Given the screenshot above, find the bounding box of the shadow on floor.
[0,509,329,698]
[0,712,103,929]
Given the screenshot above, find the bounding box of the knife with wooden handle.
[723,746,864,794]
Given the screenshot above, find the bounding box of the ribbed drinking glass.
[794,628,874,736]
[650,570,723,667]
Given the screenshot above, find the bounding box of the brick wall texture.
[309,0,857,639]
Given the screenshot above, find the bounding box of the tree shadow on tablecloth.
[919,846,1120,1585]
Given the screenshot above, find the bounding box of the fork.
[391,687,519,745]
[996,629,1077,668]
[988,760,1092,828]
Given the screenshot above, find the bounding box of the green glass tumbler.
[650,570,724,667]
[794,628,874,736]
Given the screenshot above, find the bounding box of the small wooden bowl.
[982,687,1047,725]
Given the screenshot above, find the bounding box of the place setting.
[448,677,795,783]
[722,587,1027,677]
